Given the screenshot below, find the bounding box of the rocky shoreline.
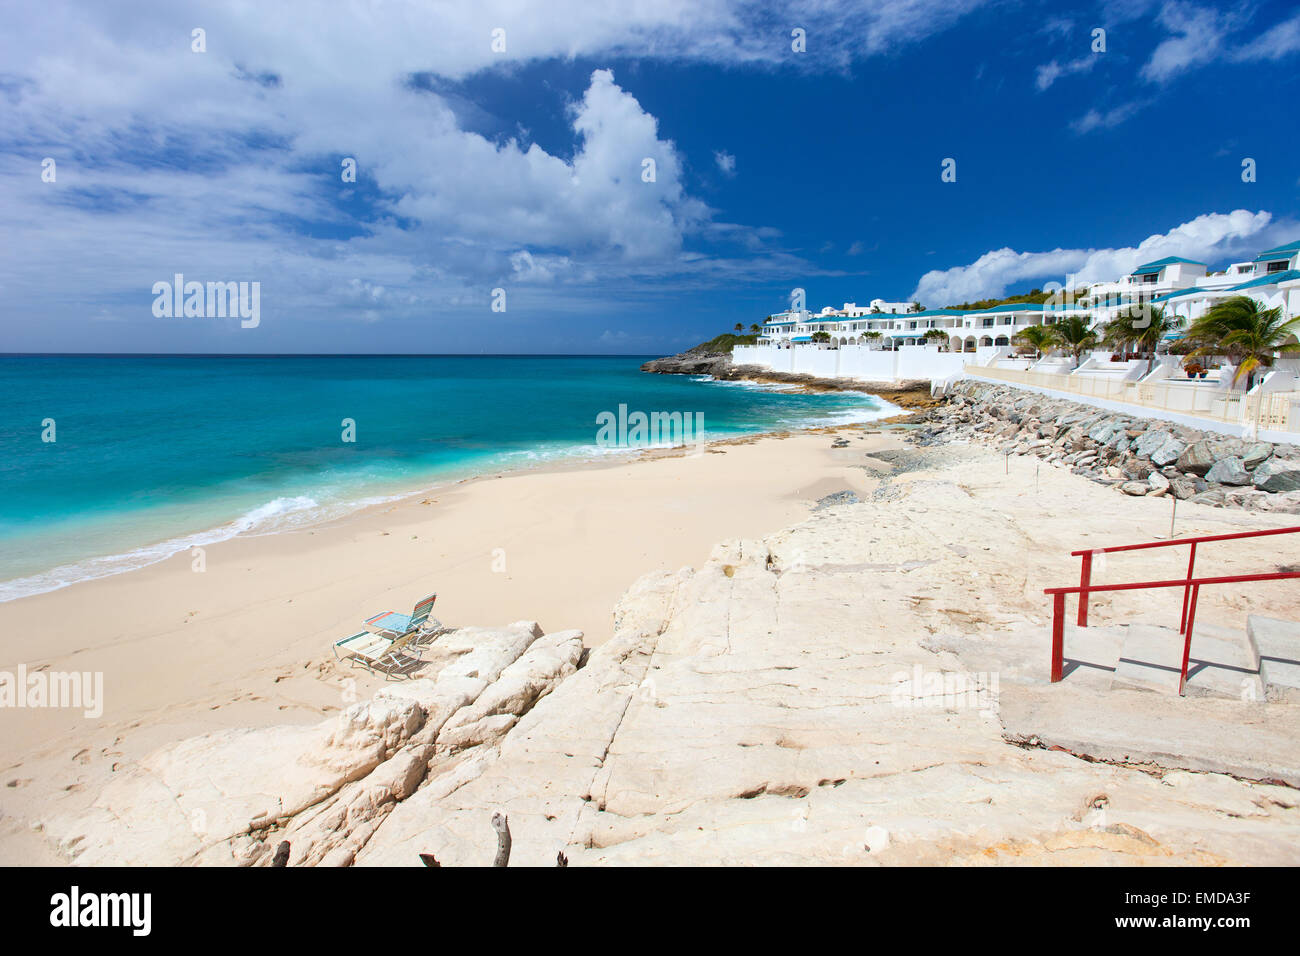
[640,347,937,410]
[911,381,1300,513]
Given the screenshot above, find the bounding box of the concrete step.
[1110,622,1260,700]
[1111,623,1187,695]
[1183,622,1262,702]
[1058,624,1124,689]
[1248,616,1300,703]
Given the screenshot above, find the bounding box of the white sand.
[0,426,891,863]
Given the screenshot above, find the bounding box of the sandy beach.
[0,425,895,863]
[5,402,1300,866]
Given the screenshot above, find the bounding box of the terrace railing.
[1044,526,1300,695]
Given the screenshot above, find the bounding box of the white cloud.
[0,0,996,350]
[1231,11,1300,63]
[714,150,736,176]
[1141,2,1241,83]
[1035,55,1097,91]
[908,210,1290,306]
[1070,99,1151,134]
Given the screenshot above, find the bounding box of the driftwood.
[491,812,511,867]
[417,812,573,866]
[271,841,291,867]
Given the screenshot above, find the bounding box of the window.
[1267,260,1287,274]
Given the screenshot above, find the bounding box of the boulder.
[1147,471,1170,496]
[1241,442,1274,470]
[1149,435,1187,468]
[1169,477,1197,500]
[1176,441,1218,476]
[1120,481,1149,496]
[1253,457,1300,494]
[1089,420,1121,444]
[1204,457,1251,486]
[1133,429,1172,459]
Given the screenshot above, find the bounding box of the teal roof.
[1150,286,1214,303]
[790,335,813,342]
[1228,269,1300,290]
[1131,256,1206,276]
[1253,240,1300,262]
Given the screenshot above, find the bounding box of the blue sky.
[1,0,1298,354]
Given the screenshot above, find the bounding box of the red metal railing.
[1045,525,1300,695]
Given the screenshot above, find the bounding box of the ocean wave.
[0,495,336,604]
[0,396,897,603]
[694,377,805,393]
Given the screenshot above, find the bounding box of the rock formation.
[39,433,1300,866]
[42,622,583,866]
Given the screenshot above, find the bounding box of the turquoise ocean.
[0,355,891,601]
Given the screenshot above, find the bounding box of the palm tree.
[1014,324,1055,360]
[1101,304,1178,374]
[1186,296,1300,390]
[910,302,924,313]
[1049,315,1098,368]
[749,323,760,334]
[733,323,743,334]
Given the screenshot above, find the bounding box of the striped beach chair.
[332,592,445,679]
[332,628,424,679]
[364,592,439,638]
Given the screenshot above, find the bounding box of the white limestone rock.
[40,621,584,867]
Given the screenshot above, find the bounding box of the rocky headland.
[641,346,937,410]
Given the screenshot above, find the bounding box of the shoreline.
[20,412,1300,867]
[0,420,907,863]
[0,380,901,606]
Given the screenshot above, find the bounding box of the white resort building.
[739,238,1300,438]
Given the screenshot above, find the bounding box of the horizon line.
[0,352,663,358]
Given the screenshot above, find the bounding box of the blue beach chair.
[364,592,439,638]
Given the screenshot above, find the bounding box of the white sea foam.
[0,495,335,604]
[0,394,897,603]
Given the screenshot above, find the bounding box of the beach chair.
[363,592,439,638]
[332,627,424,680]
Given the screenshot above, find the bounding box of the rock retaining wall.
[911,381,1300,513]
